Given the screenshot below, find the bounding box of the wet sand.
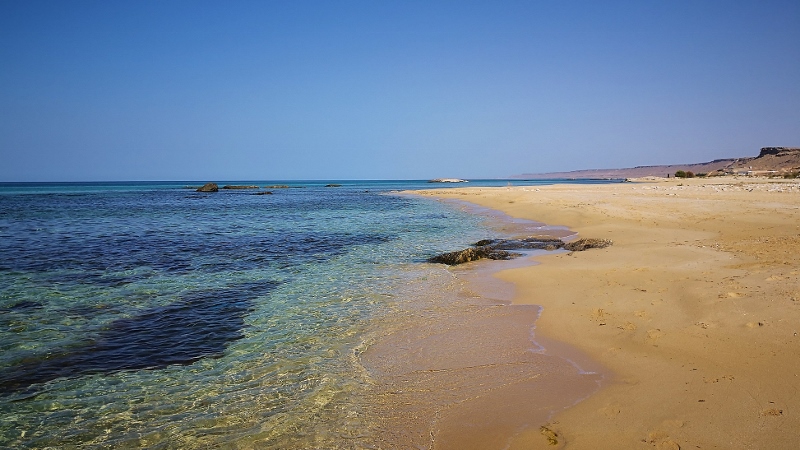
[418,177,800,449]
[358,209,602,449]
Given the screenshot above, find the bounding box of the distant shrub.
[785,171,800,179]
[696,173,707,177]
[675,170,687,178]
[685,171,695,178]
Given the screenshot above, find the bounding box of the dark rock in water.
[263,185,290,189]
[253,191,273,195]
[428,246,521,265]
[222,185,259,190]
[325,184,342,187]
[430,236,611,265]
[196,183,218,192]
[475,237,565,251]
[564,238,613,251]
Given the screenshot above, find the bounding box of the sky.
[1,1,799,181]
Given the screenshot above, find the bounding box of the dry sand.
[419,177,800,449]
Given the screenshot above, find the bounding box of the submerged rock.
[325,184,342,187]
[196,183,219,192]
[564,238,613,251]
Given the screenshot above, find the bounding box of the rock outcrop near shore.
[428,246,521,265]
[196,183,219,192]
[563,238,613,251]
[429,237,612,265]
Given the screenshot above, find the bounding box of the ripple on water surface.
[0,183,603,448]
[0,184,497,447]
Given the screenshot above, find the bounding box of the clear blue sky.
[1,1,798,181]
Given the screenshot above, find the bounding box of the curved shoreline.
[418,178,800,449]
[369,193,607,448]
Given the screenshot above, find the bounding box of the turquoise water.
[0,179,614,448]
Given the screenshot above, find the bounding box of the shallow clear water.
[0,179,612,448]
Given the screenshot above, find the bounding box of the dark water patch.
[0,301,43,312]
[0,281,278,395]
[0,231,392,280]
[1,186,408,261]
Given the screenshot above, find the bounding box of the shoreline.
[419,177,800,448]
[358,195,605,448]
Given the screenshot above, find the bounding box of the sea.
[0,179,615,449]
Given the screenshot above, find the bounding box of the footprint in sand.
[646,329,664,343]
[591,308,608,325]
[645,430,681,450]
[599,403,622,418]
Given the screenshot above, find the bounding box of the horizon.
[0,176,617,184]
[2,1,799,182]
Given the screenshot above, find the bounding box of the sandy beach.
[420,177,800,449]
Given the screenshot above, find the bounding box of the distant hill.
[512,147,800,179]
[712,147,800,175]
[512,159,742,180]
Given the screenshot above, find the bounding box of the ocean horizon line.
[0,177,625,185]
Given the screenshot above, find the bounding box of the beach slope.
[420,178,800,449]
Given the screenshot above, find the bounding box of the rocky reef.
[428,237,612,265]
[196,183,219,192]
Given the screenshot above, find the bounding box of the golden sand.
[420,177,800,449]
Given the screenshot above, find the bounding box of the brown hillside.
[711,147,800,175]
[513,147,799,179]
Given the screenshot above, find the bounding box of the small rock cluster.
[428,237,612,265]
[563,238,613,252]
[196,182,219,192]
